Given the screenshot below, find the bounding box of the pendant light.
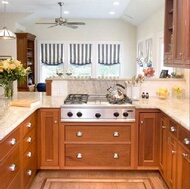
[0,0,16,40]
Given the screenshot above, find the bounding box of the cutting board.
[10,99,40,107]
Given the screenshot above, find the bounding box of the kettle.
[107,84,125,103]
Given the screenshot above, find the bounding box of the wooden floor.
[30,170,168,189]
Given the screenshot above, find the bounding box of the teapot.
[107,84,125,103]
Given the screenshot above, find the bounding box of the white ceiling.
[0,0,165,26]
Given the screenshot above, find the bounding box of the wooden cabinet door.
[177,145,190,189]
[39,109,59,168]
[173,0,185,66]
[138,112,159,167]
[166,133,177,189]
[159,113,168,178]
[184,0,190,67]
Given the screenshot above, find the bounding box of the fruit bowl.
[156,88,170,99]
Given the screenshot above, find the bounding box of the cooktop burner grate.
[64,94,89,104]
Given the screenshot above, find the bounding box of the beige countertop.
[0,92,189,140]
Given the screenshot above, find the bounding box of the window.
[38,41,122,82]
[69,43,92,77]
[39,43,64,82]
[97,43,120,77]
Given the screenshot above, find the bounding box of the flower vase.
[4,81,14,98]
[131,84,141,101]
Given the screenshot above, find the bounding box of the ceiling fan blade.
[48,24,59,28]
[64,24,78,29]
[36,23,56,24]
[66,22,86,25]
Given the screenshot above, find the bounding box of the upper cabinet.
[164,0,190,69]
[16,33,36,91]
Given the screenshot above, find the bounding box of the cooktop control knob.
[95,113,101,118]
[113,112,119,117]
[77,112,82,117]
[123,112,129,117]
[67,112,73,117]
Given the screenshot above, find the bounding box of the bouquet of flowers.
[0,57,30,97]
[128,74,145,86]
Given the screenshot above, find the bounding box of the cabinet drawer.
[22,128,36,153]
[0,127,20,161]
[168,120,178,138]
[22,157,37,189]
[179,127,190,151]
[23,140,36,168]
[65,125,131,142]
[22,114,36,137]
[65,144,131,167]
[0,145,20,189]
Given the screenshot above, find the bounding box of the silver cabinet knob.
[182,153,188,158]
[113,132,119,137]
[27,122,32,128]
[162,126,166,129]
[170,126,176,132]
[27,170,32,176]
[54,120,57,124]
[76,153,83,159]
[140,121,143,124]
[10,138,16,145]
[27,137,32,143]
[113,153,119,159]
[171,150,176,154]
[9,164,16,172]
[76,131,83,137]
[27,152,32,158]
[183,138,190,145]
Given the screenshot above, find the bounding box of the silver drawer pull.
[10,138,17,145]
[113,132,119,137]
[183,138,190,145]
[27,170,32,176]
[9,164,16,172]
[76,153,83,159]
[113,153,119,159]
[76,131,83,137]
[27,152,32,158]
[27,122,32,128]
[27,137,32,143]
[170,126,176,132]
[182,153,188,158]
[171,150,176,154]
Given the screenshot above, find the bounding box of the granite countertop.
[0,92,189,140]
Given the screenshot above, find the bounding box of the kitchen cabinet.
[164,0,190,68]
[20,112,37,189]
[159,113,168,178]
[60,122,137,169]
[166,119,178,189]
[0,127,21,189]
[38,109,60,169]
[15,33,36,91]
[137,109,160,168]
[177,126,190,189]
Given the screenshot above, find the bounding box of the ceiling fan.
[36,2,86,29]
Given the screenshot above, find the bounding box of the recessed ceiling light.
[64,11,69,14]
[109,11,115,15]
[2,0,9,4]
[113,1,120,6]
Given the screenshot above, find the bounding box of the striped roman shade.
[69,44,92,65]
[98,44,120,65]
[41,43,64,65]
